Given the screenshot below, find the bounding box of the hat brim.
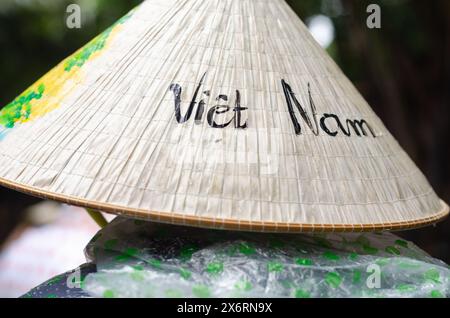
[1,176,447,233]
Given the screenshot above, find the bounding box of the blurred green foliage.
[0,0,141,105]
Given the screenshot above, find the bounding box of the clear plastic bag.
[79,217,449,298]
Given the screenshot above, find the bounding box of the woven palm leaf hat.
[0,0,448,233]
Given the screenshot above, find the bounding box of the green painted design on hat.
[235,281,252,291]
[206,262,224,275]
[295,258,313,266]
[430,290,443,298]
[64,31,110,71]
[395,239,408,248]
[179,268,192,280]
[325,272,342,288]
[352,270,362,284]
[238,242,256,255]
[192,285,211,298]
[294,289,310,298]
[323,251,340,261]
[0,84,45,129]
[103,290,115,298]
[268,261,284,273]
[104,239,118,250]
[132,265,144,271]
[64,11,133,72]
[424,269,441,284]
[115,247,138,261]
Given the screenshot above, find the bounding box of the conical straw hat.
[0,0,448,232]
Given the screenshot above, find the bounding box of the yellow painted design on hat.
[0,10,133,134]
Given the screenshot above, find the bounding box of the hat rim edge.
[0,176,448,233]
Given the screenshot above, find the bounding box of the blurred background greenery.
[0,0,448,262]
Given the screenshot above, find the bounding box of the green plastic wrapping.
[77,217,449,298]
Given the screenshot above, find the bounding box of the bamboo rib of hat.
[0,0,448,232]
